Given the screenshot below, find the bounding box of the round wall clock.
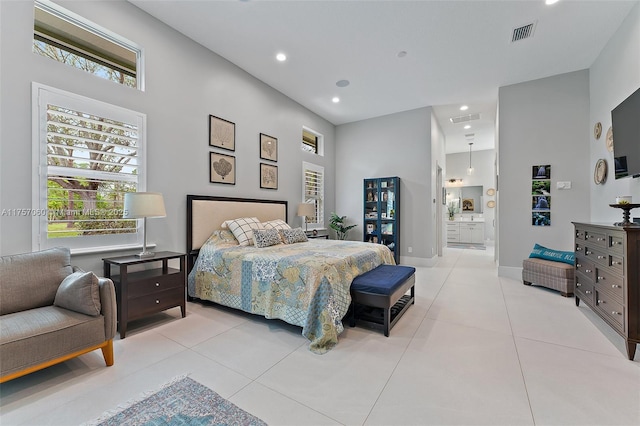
[606,126,614,152]
[594,158,608,185]
[594,122,602,140]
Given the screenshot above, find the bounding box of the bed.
[186,195,395,353]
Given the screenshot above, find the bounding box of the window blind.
[303,164,324,226]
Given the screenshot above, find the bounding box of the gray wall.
[497,70,591,277]
[335,107,441,265]
[445,149,496,241]
[0,1,335,273]
[589,2,640,222]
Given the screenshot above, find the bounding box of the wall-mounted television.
[612,87,640,179]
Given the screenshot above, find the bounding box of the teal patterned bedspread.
[188,230,395,353]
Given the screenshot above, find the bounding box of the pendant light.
[467,142,475,175]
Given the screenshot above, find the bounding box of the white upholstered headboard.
[186,195,288,270]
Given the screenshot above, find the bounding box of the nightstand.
[103,251,186,339]
[306,230,329,239]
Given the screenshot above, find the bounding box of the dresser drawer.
[127,286,185,319]
[128,270,184,299]
[574,258,595,280]
[575,228,587,241]
[608,253,624,274]
[595,267,624,301]
[575,273,594,302]
[583,245,608,267]
[608,233,624,254]
[584,230,607,248]
[595,290,625,332]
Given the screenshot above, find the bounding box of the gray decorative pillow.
[252,229,282,248]
[54,271,101,316]
[280,227,308,244]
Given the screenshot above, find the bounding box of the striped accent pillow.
[225,217,264,246]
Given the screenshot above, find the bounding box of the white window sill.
[70,243,157,256]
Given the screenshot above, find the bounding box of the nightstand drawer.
[128,287,185,320]
[128,269,184,299]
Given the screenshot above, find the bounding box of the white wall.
[335,107,437,265]
[497,70,591,276]
[445,149,496,241]
[0,1,335,273]
[589,1,640,222]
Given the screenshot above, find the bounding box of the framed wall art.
[259,133,278,162]
[210,152,235,184]
[209,115,235,151]
[260,163,278,190]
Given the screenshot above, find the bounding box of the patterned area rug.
[83,376,267,426]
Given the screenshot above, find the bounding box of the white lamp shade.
[297,203,315,217]
[123,192,166,219]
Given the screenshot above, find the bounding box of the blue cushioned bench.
[350,264,416,336]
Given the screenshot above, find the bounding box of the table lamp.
[297,202,315,232]
[123,192,166,258]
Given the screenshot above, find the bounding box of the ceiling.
[130,0,637,154]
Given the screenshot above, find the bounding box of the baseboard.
[498,266,522,281]
[400,255,437,267]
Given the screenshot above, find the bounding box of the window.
[302,162,324,229]
[33,1,143,89]
[301,126,324,155]
[32,84,146,252]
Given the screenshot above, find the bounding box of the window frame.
[301,126,324,156]
[33,0,145,91]
[32,83,147,253]
[302,161,325,230]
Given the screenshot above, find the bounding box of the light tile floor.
[2,247,639,425]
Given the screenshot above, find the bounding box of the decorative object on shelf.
[210,152,235,184]
[594,158,608,185]
[259,163,278,189]
[609,203,640,226]
[209,115,235,151]
[123,192,167,258]
[329,212,357,240]
[466,142,474,175]
[363,177,400,263]
[616,195,632,204]
[486,188,496,196]
[259,133,277,162]
[297,202,315,232]
[487,200,496,208]
[606,126,614,152]
[447,202,456,220]
[594,121,602,140]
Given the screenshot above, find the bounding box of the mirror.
[445,185,483,213]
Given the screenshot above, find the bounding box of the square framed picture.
[532,211,551,226]
[209,115,235,151]
[532,164,551,179]
[259,133,278,161]
[210,152,235,184]
[260,163,278,189]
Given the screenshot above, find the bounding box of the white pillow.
[225,217,264,246]
[262,219,291,231]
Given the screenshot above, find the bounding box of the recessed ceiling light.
[464,125,471,129]
[397,51,407,58]
[276,53,287,62]
[545,0,559,5]
[336,79,350,87]
[332,97,340,103]
[460,105,469,111]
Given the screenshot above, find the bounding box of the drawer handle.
[585,269,592,273]
[613,261,622,265]
[612,284,621,289]
[585,290,592,294]
[155,299,160,304]
[612,241,620,245]
[596,238,604,241]
[597,299,605,304]
[612,311,621,316]
[586,251,592,255]
[598,276,605,280]
[597,255,605,259]
[576,282,582,287]
[576,263,582,268]
[586,235,591,239]
[576,247,582,251]
[156,282,160,287]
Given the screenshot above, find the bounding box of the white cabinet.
[459,223,484,244]
[446,223,460,242]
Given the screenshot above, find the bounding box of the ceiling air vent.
[449,113,480,124]
[512,22,536,42]
[465,133,475,139]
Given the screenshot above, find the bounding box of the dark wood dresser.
[573,223,639,360]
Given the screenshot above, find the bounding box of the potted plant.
[447,202,457,220]
[329,212,357,240]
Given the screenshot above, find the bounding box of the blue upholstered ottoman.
[350,264,416,336]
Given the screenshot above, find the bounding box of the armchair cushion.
[54,271,101,316]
